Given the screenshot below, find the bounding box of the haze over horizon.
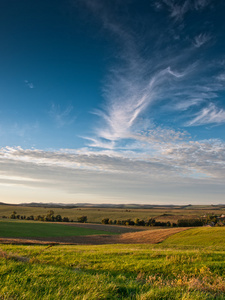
[0,0,225,205]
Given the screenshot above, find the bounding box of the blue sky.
[0,0,225,204]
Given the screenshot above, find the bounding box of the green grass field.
[0,227,225,299]
[162,227,225,249]
[0,220,114,238]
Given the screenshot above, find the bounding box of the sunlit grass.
[0,227,225,299]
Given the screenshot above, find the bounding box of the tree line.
[8,211,88,223]
[102,215,225,227]
[5,211,225,227]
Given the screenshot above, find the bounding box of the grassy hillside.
[0,227,225,299]
[161,227,225,249]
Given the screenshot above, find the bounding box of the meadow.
[0,225,225,299]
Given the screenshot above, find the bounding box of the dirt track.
[0,227,189,245]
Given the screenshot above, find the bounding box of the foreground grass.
[0,227,225,299]
[0,220,114,238]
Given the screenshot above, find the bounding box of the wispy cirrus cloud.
[81,0,225,152]
[154,0,211,21]
[24,80,34,89]
[163,0,190,21]
[193,33,211,48]
[194,0,211,10]
[187,103,225,126]
[83,1,199,148]
[49,103,75,128]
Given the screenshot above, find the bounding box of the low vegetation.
[0,227,224,299]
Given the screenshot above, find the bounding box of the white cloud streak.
[82,0,225,149]
[187,103,225,126]
[193,33,211,48]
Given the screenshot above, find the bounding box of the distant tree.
[44,210,55,221]
[146,218,156,226]
[134,218,139,226]
[55,215,62,222]
[35,215,44,221]
[101,218,109,224]
[138,219,146,226]
[177,219,203,227]
[122,219,134,226]
[10,211,17,219]
[47,210,54,216]
[77,216,87,223]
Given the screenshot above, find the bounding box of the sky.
[0,0,225,205]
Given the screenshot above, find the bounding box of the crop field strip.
[0,220,189,245]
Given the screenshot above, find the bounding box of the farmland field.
[1,204,225,223]
[0,226,225,299]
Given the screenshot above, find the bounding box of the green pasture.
[162,227,225,249]
[1,204,225,223]
[0,227,225,299]
[0,220,113,238]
